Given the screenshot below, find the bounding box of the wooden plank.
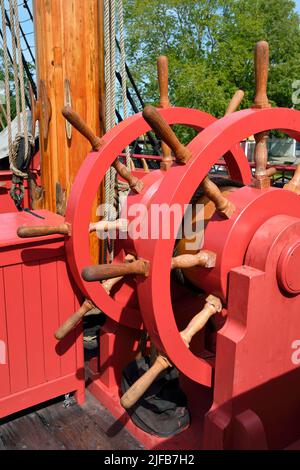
[0,410,65,450]
[81,392,145,450]
[4,265,28,394]
[0,434,6,450]
[33,0,103,263]
[0,268,10,399]
[40,259,61,381]
[22,262,45,387]
[0,392,143,450]
[36,398,116,450]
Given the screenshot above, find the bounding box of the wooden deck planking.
[0,411,65,450]
[0,392,143,450]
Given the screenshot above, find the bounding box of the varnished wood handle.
[180,295,222,346]
[54,299,94,340]
[113,159,144,193]
[141,158,150,172]
[199,89,242,218]
[201,176,236,218]
[142,105,192,164]
[62,106,144,193]
[62,106,103,151]
[171,250,216,270]
[157,56,170,108]
[284,164,300,195]
[253,41,270,108]
[17,223,71,238]
[120,355,170,409]
[224,90,244,116]
[157,56,173,168]
[101,254,136,293]
[102,276,124,294]
[266,167,276,177]
[251,42,271,184]
[120,295,222,409]
[89,218,128,233]
[254,132,269,177]
[82,259,149,282]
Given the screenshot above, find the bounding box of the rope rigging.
[103,0,133,262]
[0,0,35,209]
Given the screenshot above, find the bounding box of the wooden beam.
[33,0,105,263]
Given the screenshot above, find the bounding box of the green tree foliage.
[124,0,300,128]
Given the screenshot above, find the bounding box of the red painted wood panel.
[0,209,85,418]
[56,257,76,376]
[23,262,46,387]
[0,373,79,419]
[0,242,64,267]
[0,268,10,398]
[40,259,61,381]
[4,265,28,393]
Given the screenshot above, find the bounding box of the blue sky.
[295,0,300,13]
[3,0,35,68]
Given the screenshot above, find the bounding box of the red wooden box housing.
[0,210,85,419]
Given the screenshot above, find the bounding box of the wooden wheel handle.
[251,41,271,186]
[62,106,143,193]
[62,106,103,150]
[120,355,171,409]
[252,41,271,109]
[157,55,173,169]
[284,165,300,195]
[120,295,222,409]
[54,299,94,340]
[82,259,150,282]
[17,223,71,238]
[199,89,243,219]
[225,90,244,116]
[142,105,192,164]
[201,176,236,219]
[171,250,216,269]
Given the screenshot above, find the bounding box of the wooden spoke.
[251,41,272,188]
[120,295,222,409]
[171,250,216,270]
[102,276,124,294]
[17,223,71,238]
[142,105,192,164]
[224,89,244,116]
[54,299,94,340]
[62,106,103,150]
[100,254,137,294]
[198,88,244,219]
[180,294,222,347]
[89,218,128,233]
[200,176,236,219]
[157,55,173,170]
[62,106,144,193]
[252,41,271,109]
[82,259,150,282]
[284,165,300,195]
[141,157,150,172]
